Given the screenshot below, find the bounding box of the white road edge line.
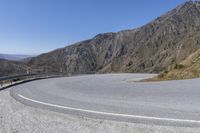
[18,94,200,124]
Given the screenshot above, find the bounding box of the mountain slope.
[147,47,200,81]
[0,59,28,77]
[21,1,200,75]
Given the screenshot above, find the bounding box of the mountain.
[147,48,200,81]
[0,54,33,61]
[24,1,200,75]
[0,59,28,77]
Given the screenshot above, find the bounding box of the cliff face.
[23,1,200,74]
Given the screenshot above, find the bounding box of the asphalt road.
[10,74,200,127]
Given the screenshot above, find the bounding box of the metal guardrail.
[0,74,36,81]
[0,72,96,89]
[0,73,67,88]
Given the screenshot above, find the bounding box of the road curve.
[10,74,200,127]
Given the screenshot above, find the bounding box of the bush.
[158,70,168,78]
[174,64,185,69]
[167,63,185,71]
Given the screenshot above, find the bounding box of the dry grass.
[144,49,200,81]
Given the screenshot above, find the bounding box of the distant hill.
[0,54,32,61]
[0,59,28,77]
[148,48,200,81]
[25,1,200,74]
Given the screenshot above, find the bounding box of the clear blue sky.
[0,0,186,55]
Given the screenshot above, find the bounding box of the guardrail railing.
[0,73,67,88]
[0,71,97,89]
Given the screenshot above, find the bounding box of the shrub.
[173,64,185,69]
[158,70,168,78]
[167,63,185,71]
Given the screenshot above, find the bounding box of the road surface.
[10,74,200,127]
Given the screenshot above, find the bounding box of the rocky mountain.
[0,59,28,77]
[24,1,200,74]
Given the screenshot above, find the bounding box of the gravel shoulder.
[0,89,200,133]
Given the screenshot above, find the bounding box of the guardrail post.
[0,81,3,87]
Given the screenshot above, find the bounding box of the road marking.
[18,94,200,124]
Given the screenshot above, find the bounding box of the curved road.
[10,74,200,127]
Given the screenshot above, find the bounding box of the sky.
[0,0,186,55]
